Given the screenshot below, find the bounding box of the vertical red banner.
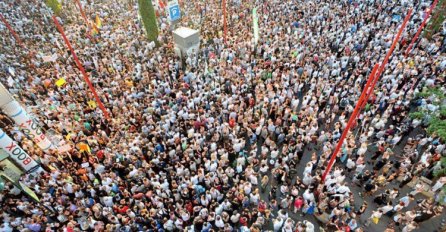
[52,16,110,119]
[405,0,438,57]
[222,0,227,44]
[0,13,24,47]
[322,9,413,182]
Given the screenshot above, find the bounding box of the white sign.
[168,0,181,21]
[0,128,39,172]
[2,101,55,151]
[42,53,58,63]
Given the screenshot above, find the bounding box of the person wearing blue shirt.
[348,218,358,230]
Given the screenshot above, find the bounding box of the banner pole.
[0,14,24,48]
[322,9,413,182]
[405,0,438,57]
[74,0,99,38]
[52,16,110,119]
[222,0,227,44]
[360,8,413,111]
[375,8,413,80]
[321,64,379,182]
[75,0,89,26]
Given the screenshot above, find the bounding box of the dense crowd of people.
[0,0,445,231]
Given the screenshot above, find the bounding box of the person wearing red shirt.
[258,200,266,214]
[113,199,129,214]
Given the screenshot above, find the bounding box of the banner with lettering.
[0,128,39,172]
[2,101,54,151]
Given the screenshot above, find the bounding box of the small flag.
[77,143,91,153]
[88,100,97,109]
[55,78,66,87]
[91,27,99,36]
[95,15,102,28]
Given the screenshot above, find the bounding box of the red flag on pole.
[322,64,379,182]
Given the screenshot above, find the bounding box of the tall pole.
[75,0,90,27]
[74,0,99,37]
[222,0,227,44]
[52,16,110,119]
[0,13,24,48]
[405,0,438,57]
[322,64,379,182]
[0,13,38,70]
[322,8,413,182]
[364,8,413,110]
[359,66,381,111]
[375,8,413,80]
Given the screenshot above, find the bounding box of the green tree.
[45,0,62,15]
[434,157,446,177]
[413,87,446,205]
[440,187,446,206]
[410,87,446,141]
[424,0,446,39]
[138,0,159,44]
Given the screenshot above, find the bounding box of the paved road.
[253,118,445,231]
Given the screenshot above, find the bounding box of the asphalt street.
[253,113,445,232]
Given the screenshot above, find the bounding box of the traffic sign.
[168,2,181,21]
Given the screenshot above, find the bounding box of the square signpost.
[168,1,181,21]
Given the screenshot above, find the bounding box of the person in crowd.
[0,0,445,231]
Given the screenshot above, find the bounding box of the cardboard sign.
[55,78,66,87]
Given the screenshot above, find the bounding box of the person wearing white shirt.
[304,220,315,232]
[215,215,225,228]
[365,209,383,226]
[273,217,284,232]
[336,184,350,196]
[380,202,394,215]
[230,212,240,224]
[303,189,315,204]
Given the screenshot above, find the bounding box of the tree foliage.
[414,87,446,186]
[434,157,446,177]
[138,0,159,44]
[440,185,446,206]
[45,0,62,15]
[412,87,446,141]
[425,0,446,39]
